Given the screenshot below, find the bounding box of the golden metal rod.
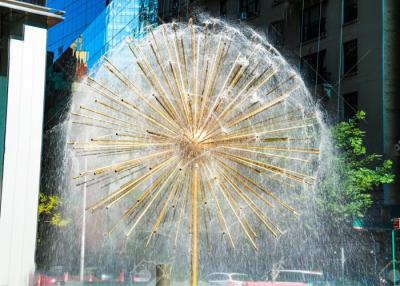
[202,122,317,145]
[202,40,231,120]
[215,155,296,189]
[190,19,199,126]
[87,156,177,211]
[190,164,199,286]
[120,98,178,136]
[180,37,189,90]
[217,160,275,208]
[76,149,173,178]
[195,23,208,128]
[172,23,191,126]
[161,27,190,126]
[217,168,281,236]
[219,146,309,163]
[103,56,180,131]
[223,108,309,136]
[87,76,119,97]
[225,85,300,129]
[216,158,299,215]
[72,121,115,131]
[219,178,258,239]
[145,172,182,247]
[210,65,274,125]
[217,144,319,155]
[85,79,178,137]
[126,164,180,237]
[199,178,211,254]
[208,165,257,250]
[219,115,317,140]
[197,36,223,129]
[107,166,171,235]
[174,173,189,247]
[79,105,136,127]
[148,31,187,125]
[71,112,132,130]
[197,53,242,137]
[217,150,314,185]
[202,166,235,248]
[130,43,180,122]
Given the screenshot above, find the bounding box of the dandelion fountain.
[67,18,325,284]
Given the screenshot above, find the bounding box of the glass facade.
[78,0,158,69]
[47,0,107,61]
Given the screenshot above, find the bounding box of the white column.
[0,25,47,286]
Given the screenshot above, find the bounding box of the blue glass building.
[47,0,108,61]
[78,0,158,69]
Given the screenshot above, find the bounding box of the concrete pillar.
[0,24,47,286]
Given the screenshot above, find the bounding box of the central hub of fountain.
[179,131,206,162]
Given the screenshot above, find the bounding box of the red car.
[34,274,57,286]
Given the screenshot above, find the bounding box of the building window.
[301,50,327,85]
[343,39,357,75]
[301,2,327,42]
[220,0,227,17]
[239,0,259,20]
[268,20,285,47]
[343,0,357,24]
[343,91,358,120]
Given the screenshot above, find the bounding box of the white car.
[206,272,250,285]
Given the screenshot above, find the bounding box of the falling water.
[42,18,378,285]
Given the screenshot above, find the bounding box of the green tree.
[37,192,70,227]
[318,111,394,222]
[36,193,70,269]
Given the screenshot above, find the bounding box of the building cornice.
[0,0,64,27]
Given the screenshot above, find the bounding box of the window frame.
[268,20,285,47]
[343,39,358,76]
[239,0,260,20]
[301,49,328,85]
[343,91,358,120]
[343,0,358,24]
[301,2,327,43]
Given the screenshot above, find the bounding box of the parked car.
[206,272,250,285]
[246,270,324,286]
[34,274,57,286]
[130,269,152,284]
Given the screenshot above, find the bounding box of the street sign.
[394,218,400,230]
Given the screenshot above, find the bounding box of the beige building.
[158,0,400,213]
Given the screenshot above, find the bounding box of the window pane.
[240,0,259,19]
[220,0,227,16]
[269,20,285,47]
[343,39,357,74]
[301,50,327,85]
[344,0,357,23]
[301,2,326,42]
[343,91,358,120]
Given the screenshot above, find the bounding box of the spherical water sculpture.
[69,19,324,284]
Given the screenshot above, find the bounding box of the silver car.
[206,272,249,285]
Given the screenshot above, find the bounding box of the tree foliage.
[38,192,70,227]
[318,111,394,222]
